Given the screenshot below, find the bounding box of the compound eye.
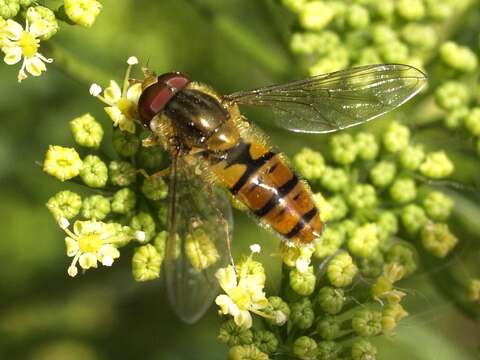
[137,72,190,128]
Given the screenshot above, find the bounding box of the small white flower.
[250,243,261,253]
[60,220,121,277]
[214,262,270,329]
[135,230,147,243]
[89,83,102,96]
[1,19,53,82]
[92,57,141,133]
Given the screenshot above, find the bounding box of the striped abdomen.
[211,140,322,244]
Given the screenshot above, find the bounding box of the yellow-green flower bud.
[313,193,334,222]
[290,298,314,329]
[185,228,220,271]
[352,309,382,337]
[107,223,136,248]
[355,132,379,161]
[309,48,349,76]
[130,212,156,242]
[111,188,136,214]
[315,227,345,259]
[425,0,452,20]
[320,166,349,193]
[299,1,335,31]
[265,296,290,326]
[46,190,82,220]
[370,161,396,188]
[317,286,345,315]
[401,23,437,51]
[346,4,369,29]
[317,316,340,340]
[372,24,397,45]
[399,144,425,171]
[440,41,478,73]
[423,191,454,221]
[317,341,342,359]
[435,81,470,111]
[253,330,278,354]
[81,194,110,220]
[389,177,417,204]
[141,176,168,201]
[421,222,458,258]
[386,243,417,275]
[348,223,379,258]
[290,266,316,296]
[466,278,480,302]
[281,0,307,13]
[293,147,326,182]
[383,121,410,153]
[0,0,20,19]
[112,128,140,157]
[218,319,253,347]
[347,184,377,209]
[330,133,358,165]
[327,252,358,287]
[137,146,165,171]
[464,107,480,136]
[292,336,317,360]
[401,204,428,235]
[70,113,103,149]
[327,195,348,222]
[376,211,398,242]
[109,161,136,186]
[290,31,340,55]
[80,155,108,188]
[419,151,454,179]
[396,0,425,20]
[382,303,408,336]
[43,145,83,182]
[358,251,384,278]
[132,244,162,281]
[64,0,102,28]
[379,40,409,63]
[351,339,377,360]
[371,0,394,19]
[228,345,269,360]
[445,107,468,129]
[26,6,59,40]
[356,47,382,66]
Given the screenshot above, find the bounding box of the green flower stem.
[47,42,112,85]
[185,0,290,78]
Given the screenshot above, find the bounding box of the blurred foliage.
[1,0,480,359]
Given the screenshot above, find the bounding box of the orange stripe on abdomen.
[211,140,323,244]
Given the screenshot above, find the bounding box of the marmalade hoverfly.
[136,64,426,323]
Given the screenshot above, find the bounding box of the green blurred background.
[0,0,479,359]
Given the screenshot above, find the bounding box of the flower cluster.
[43,58,169,279]
[216,122,461,359]
[0,0,102,82]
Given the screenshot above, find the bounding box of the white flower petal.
[126,83,142,103]
[79,253,98,269]
[29,19,50,38]
[215,294,235,315]
[3,46,22,65]
[275,310,287,325]
[103,80,122,104]
[5,20,23,40]
[234,310,252,329]
[296,258,310,273]
[65,237,79,257]
[250,244,261,253]
[25,56,46,76]
[215,265,237,292]
[104,106,124,126]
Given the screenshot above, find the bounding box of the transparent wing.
[225,64,427,133]
[165,151,233,324]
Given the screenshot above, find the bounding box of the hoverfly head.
[137,71,191,129]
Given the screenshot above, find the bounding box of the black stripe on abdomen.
[227,142,276,194]
[286,207,318,239]
[254,175,299,217]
